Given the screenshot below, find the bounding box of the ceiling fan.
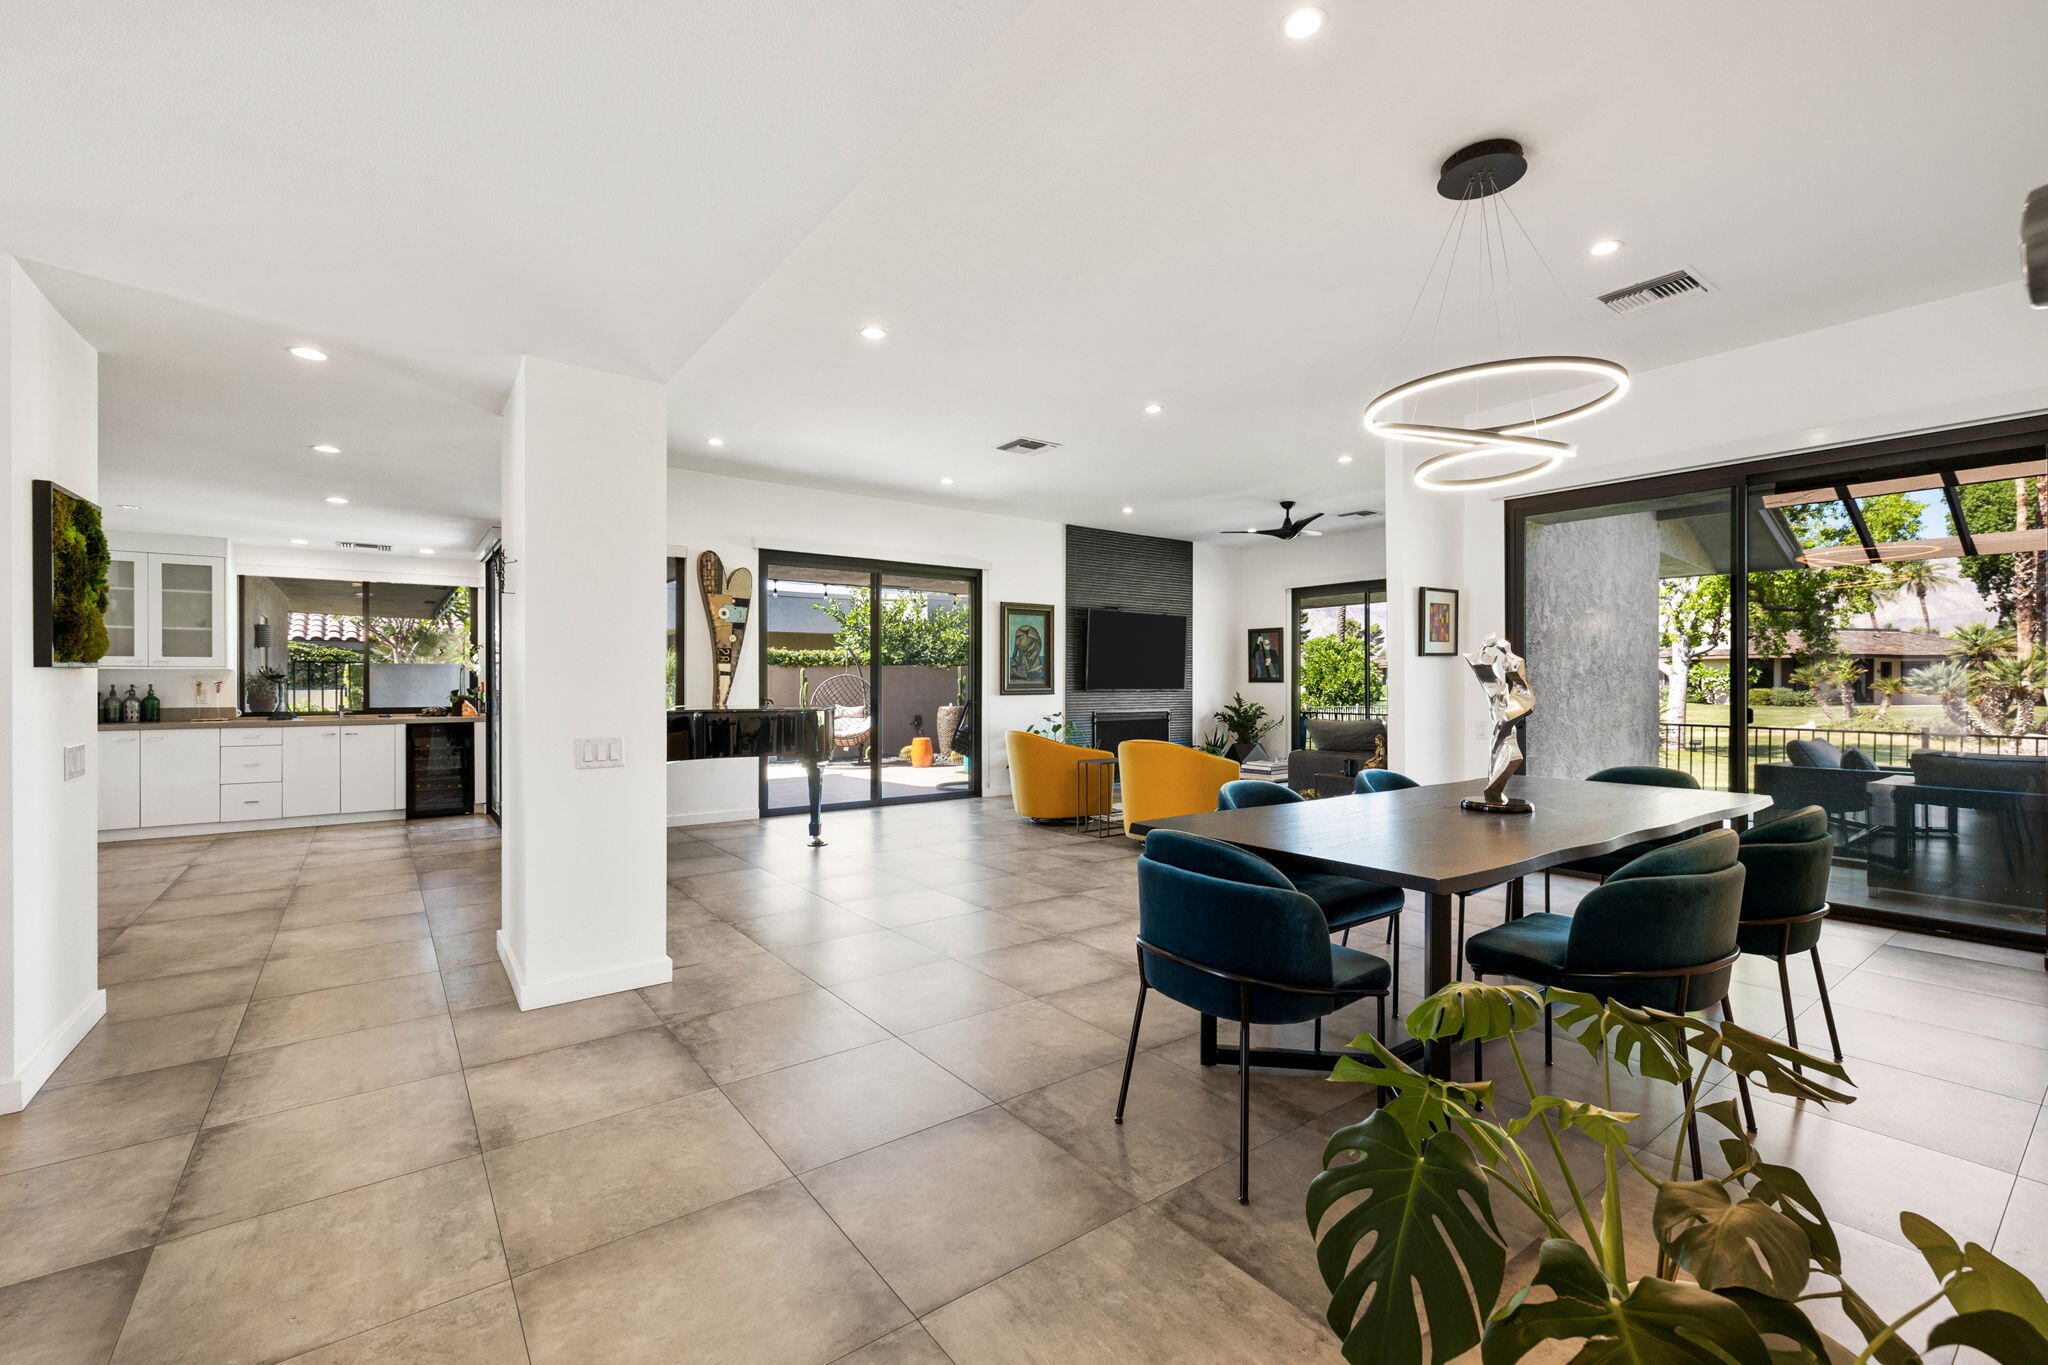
[1221,500,1326,540]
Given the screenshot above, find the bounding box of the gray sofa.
[1287,716,1388,797]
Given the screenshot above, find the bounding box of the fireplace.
[1092,710,1170,751]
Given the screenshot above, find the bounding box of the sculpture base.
[1461,797,1535,815]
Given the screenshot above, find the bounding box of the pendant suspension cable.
[1373,178,1480,408]
[1419,183,1479,426]
[1491,189,1540,430]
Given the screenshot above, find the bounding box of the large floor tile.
[0,1249,153,1365]
[835,1323,955,1364]
[103,964,261,1023]
[803,1107,1132,1314]
[896,910,1047,957]
[485,1089,787,1274]
[284,1282,528,1364]
[1826,971,2048,1044]
[99,928,275,985]
[1994,1176,2048,1286]
[234,971,447,1052]
[1858,944,2048,1006]
[832,888,986,929]
[638,952,814,1024]
[994,892,1132,936]
[831,959,1029,1034]
[465,1026,711,1149]
[1043,974,1200,1048]
[724,1038,988,1171]
[1153,1124,1342,1314]
[112,1157,506,1365]
[267,912,432,960]
[512,1179,909,1365]
[0,1135,191,1289]
[922,1206,1338,1363]
[904,999,1128,1101]
[959,938,1127,996]
[450,991,659,1067]
[775,928,945,985]
[737,903,892,951]
[944,877,1066,911]
[2023,1110,2048,1185]
[671,989,890,1084]
[163,1073,478,1239]
[46,1003,244,1088]
[1748,1053,2042,1172]
[442,959,516,1011]
[0,1059,221,1176]
[251,937,440,999]
[276,888,426,930]
[1804,1001,2048,1103]
[205,1014,460,1126]
[134,888,292,922]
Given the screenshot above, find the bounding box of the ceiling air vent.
[1598,269,1711,317]
[334,540,394,552]
[995,437,1062,453]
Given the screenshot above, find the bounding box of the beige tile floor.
[1,801,2041,1362]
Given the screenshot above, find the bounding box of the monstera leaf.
[1310,1109,1506,1365]
[1508,1096,1639,1149]
[1546,991,1691,1084]
[1483,1239,1775,1365]
[1904,1214,2048,1365]
[1331,1033,1491,1144]
[1710,1022,1855,1106]
[1653,1180,1811,1297]
[1406,979,1544,1043]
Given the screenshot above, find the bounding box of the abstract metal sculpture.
[1460,633,1535,814]
[696,551,753,709]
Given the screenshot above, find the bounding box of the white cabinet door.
[147,553,226,667]
[99,733,140,830]
[282,726,343,816]
[340,726,400,812]
[101,551,147,667]
[139,730,222,827]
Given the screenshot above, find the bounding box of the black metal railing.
[1657,720,2047,789]
[284,657,364,713]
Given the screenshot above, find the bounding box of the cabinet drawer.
[221,747,283,783]
[222,729,284,748]
[219,782,283,822]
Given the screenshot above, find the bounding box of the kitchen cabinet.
[146,552,227,668]
[99,732,140,830]
[101,550,145,667]
[341,725,401,813]
[138,730,222,828]
[282,726,343,817]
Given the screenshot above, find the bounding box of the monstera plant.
[1309,981,2048,1364]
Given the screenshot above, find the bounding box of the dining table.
[1136,774,1772,1076]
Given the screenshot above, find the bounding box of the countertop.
[98,714,484,732]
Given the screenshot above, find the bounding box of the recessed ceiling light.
[940,476,954,485]
[1337,453,1354,464]
[859,325,888,341]
[311,444,341,454]
[288,346,328,361]
[1282,6,1326,39]
[1143,403,1163,415]
[707,436,724,447]
[324,496,348,504]
[1590,239,1624,257]
[419,548,436,555]
[1121,506,1135,515]
[290,538,308,545]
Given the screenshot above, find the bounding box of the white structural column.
[0,258,104,1111]
[498,356,670,1009]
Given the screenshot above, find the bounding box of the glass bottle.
[102,684,122,724]
[121,685,142,723]
[140,684,162,723]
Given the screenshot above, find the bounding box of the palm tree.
[1887,559,1952,633]
[1787,661,1838,724]
[1978,653,2045,734]
[1944,622,2016,668]
[1906,661,2001,737]
[1870,675,1906,721]
[1821,656,1863,721]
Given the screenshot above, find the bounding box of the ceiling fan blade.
[1340,508,1381,518]
[1293,511,1325,529]
[1219,529,1256,535]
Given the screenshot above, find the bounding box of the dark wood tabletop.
[1137,775,1771,895]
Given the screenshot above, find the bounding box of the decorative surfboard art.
[696,551,752,709]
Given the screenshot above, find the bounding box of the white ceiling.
[7,0,2047,547]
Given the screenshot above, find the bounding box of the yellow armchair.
[1116,740,1241,838]
[1006,730,1115,821]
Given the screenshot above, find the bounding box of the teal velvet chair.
[1216,780,1404,972]
[1545,764,1705,910]
[1736,805,1842,1063]
[1463,829,1750,1178]
[1355,768,1418,794]
[1122,829,1392,1204]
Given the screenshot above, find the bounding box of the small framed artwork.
[1000,602,1055,695]
[1417,586,1460,656]
[1247,627,1284,683]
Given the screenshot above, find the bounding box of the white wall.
[1192,528,1387,754]
[667,470,1066,825]
[1384,281,2048,783]
[0,258,103,1110]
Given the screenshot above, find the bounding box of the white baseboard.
[667,807,756,829]
[1,988,107,1114]
[99,809,408,842]
[496,931,672,1010]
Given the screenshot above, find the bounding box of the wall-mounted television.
[1084,608,1187,690]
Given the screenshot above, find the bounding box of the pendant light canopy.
[1365,140,1629,492]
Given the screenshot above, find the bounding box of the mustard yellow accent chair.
[1006,730,1115,821]
[1117,740,1241,839]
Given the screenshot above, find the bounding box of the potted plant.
[247,665,288,718]
[1309,980,2048,1364]
[1213,692,1281,762]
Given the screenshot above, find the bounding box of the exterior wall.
[1522,510,1663,778]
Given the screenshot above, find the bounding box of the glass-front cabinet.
[102,551,143,665]
[103,547,228,668]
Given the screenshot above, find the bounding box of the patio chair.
[809,672,872,761]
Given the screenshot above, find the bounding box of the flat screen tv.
[1085,608,1187,690]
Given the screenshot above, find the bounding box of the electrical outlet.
[573,738,624,770]
[62,743,86,781]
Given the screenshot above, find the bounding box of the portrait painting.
[1247,627,1283,683]
[1000,602,1055,694]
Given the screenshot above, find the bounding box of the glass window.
[239,575,476,714]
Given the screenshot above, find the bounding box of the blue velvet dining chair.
[1216,779,1404,955]
[1544,764,1704,910]
[1120,829,1392,1204]
[1354,768,1418,794]
[1735,805,1842,1064]
[1462,829,1750,1178]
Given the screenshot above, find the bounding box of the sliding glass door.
[758,551,980,815]
[1509,421,2046,947]
[1290,580,1388,751]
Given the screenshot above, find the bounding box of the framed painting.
[1246,627,1283,682]
[1417,586,1459,656]
[32,479,112,668]
[999,602,1055,695]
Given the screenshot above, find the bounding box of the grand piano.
[667,707,832,845]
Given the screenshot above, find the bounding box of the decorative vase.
[936,703,964,760]
[1226,740,1257,762]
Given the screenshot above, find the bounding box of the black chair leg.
[1543,997,1553,1066]
[1680,1076,1705,1180]
[1776,955,1803,1072]
[1312,1017,1322,1055]
[1113,980,1147,1125]
[1453,895,1466,981]
[1469,973,1484,1084]
[1341,927,1351,946]
[1544,870,1552,914]
[1809,948,1843,1061]
[1721,995,1758,1134]
[1375,993,1389,1110]
[1236,985,1252,1205]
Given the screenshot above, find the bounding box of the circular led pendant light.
[1365,140,1629,492]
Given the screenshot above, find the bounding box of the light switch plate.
[573,737,624,770]
[62,743,86,781]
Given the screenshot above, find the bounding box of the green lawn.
[1684,703,1952,729]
